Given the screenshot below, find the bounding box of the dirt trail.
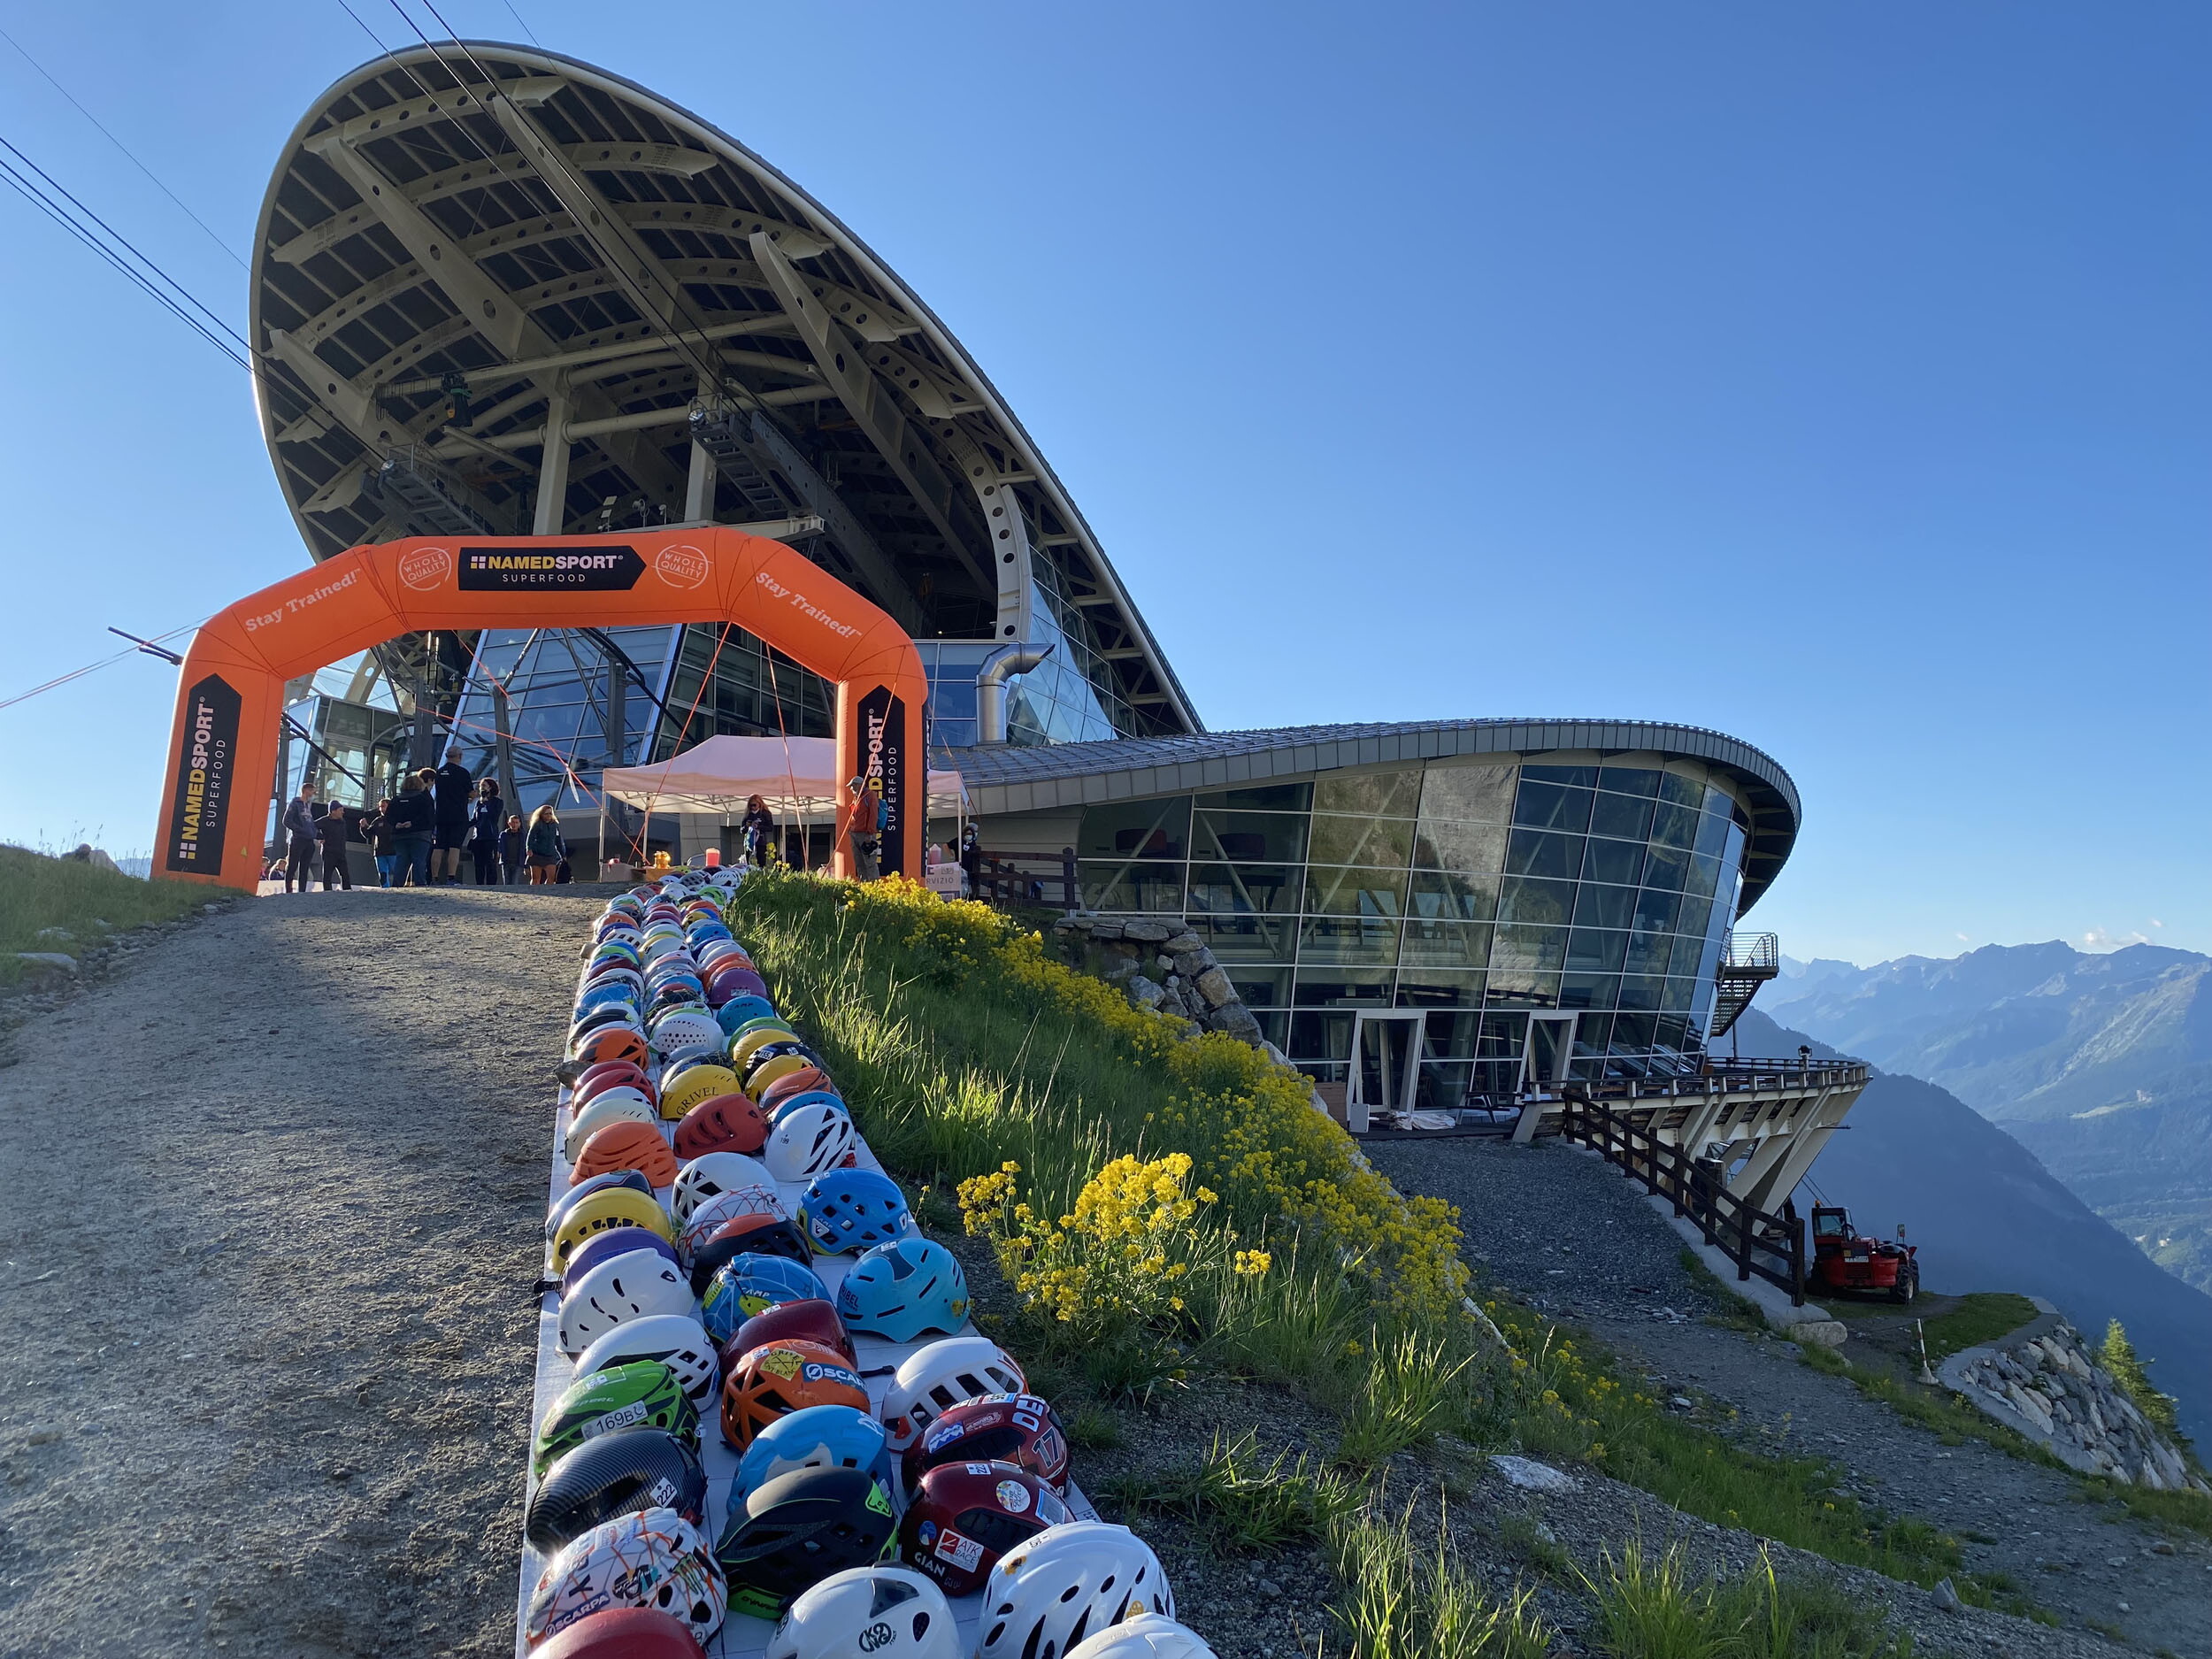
[0,887,600,1659]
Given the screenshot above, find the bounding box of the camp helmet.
[762,1101,856,1183]
[903,1394,1070,1496]
[797,1169,912,1256]
[558,1255,697,1358]
[523,1507,726,1648]
[976,1523,1172,1659]
[879,1338,1027,1452]
[726,1299,856,1368]
[531,1607,704,1659]
[532,1358,699,1478]
[572,1312,720,1409]
[715,1466,898,1621]
[572,1120,680,1189]
[550,1187,678,1274]
[688,1216,816,1295]
[526,1427,709,1552]
[670,1152,778,1224]
[731,1404,895,1516]
[702,1254,826,1344]
[895,1461,1068,1598]
[835,1238,970,1346]
[547,1170,655,1240]
[673,1093,770,1160]
[564,1087,660,1161]
[719,1338,870,1451]
[1062,1617,1220,1659]
[680,1187,787,1263]
[763,1566,960,1659]
[560,1228,681,1299]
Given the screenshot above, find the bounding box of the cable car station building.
[251,42,1861,1188]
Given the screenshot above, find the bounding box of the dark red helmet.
[757,1066,839,1112]
[574,1064,659,1117]
[901,1394,1070,1495]
[673,1093,768,1159]
[720,1298,856,1370]
[895,1461,1071,1596]
[530,1606,706,1658]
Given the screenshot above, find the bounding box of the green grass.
[2078,1477,2212,1543]
[1916,1294,2040,1361]
[1336,1329,1476,1469]
[1578,1540,1913,1659]
[0,844,213,985]
[1110,1429,1358,1556]
[1324,1502,1554,1659]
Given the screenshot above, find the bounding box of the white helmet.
[764,1564,960,1659]
[679,1185,786,1263]
[525,1508,726,1647]
[879,1337,1026,1451]
[763,1100,857,1183]
[557,1255,695,1358]
[979,1523,1174,1659]
[671,1152,780,1224]
[563,1088,659,1161]
[652,1010,725,1058]
[571,1311,719,1407]
[1064,1616,1218,1659]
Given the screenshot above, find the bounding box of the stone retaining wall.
[1050,912,1266,1044]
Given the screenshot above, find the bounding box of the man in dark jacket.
[281,785,319,893]
[387,777,436,887]
[432,757,474,886]
[468,780,503,885]
[318,803,354,890]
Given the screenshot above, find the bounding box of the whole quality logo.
[654,543,710,588]
[396,545,452,590]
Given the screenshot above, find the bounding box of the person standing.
[318,802,355,890]
[363,797,399,887]
[525,803,566,886]
[281,785,319,893]
[500,812,526,884]
[388,775,435,887]
[739,793,776,868]
[959,821,982,897]
[469,779,504,885]
[842,774,881,882]
[432,756,474,886]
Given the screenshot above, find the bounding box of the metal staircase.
[373,448,503,537]
[687,408,795,519]
[1709,930,1781,1039]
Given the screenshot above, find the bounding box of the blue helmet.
[835,1238,969,1343]
[713,995,778,1037]
[768,1089,845,1131]
[798,1170,913,1256]
[703,1253,826,1344]
[728,1404,893,1519]
[573,980,639,1019]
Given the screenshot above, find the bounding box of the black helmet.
[740,1040,824,1089]
[526,1428,709,1552]
[688,1217,814,1294]
[715,1464,896,1621]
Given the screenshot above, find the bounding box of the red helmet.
[574,1061,657,1112]
[720,1298,856,1370]
[672,1094,768,1159]
[901,1394,1070,1495]
[757,1067,840,1111]
[570,1120,680,1189]
[572,1025,649,1070]
[896,1461,1071,1596]
[530,1605,705,1657]
[719,1338,870,1450]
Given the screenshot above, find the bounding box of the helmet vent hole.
[914,1611,933,1640]
[1060,1583,1082,1601]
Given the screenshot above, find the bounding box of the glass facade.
[1075,761,1749,1102]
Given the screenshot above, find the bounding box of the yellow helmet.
[549,1187,676,1271]
[727,1025,800,1071]
[659,1063,739,1122]
[742,1052,810,1101]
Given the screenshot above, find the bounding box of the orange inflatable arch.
[154,530,926,891]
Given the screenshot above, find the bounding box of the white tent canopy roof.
[601,734,963,818]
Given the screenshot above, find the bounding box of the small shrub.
[1122,1429,1356,1556]
[1582,1542,1907,1659]
[1336,1329,1476,1469]
[1325,1500,1553,1659]
[1064,1404,1121,1450]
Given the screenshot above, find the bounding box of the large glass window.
[1414,820,1508,874]
[1192,810,1308,864]
[1513,781,1594,834]
[1310,814,1414,868]
[1401,919,1492,971]
[1187,863,1302,916]
[1315,771,1419,818]
[1304,865,1408,918]
[1079,864,1185,913]
[1298,916,1402,965]
[1408,870,1497,921]
[1079,798,1191,861]
[1418,765,1516,823]
[1498,876,1575,926]
[1506,830,1582,880]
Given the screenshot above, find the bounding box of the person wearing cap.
[843,773,881,881]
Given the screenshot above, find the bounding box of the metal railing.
[971,848,1079,910]
[1721,931,1780,975]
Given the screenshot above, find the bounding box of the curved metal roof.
[950,717,1801,913]
[249,40,1196,735]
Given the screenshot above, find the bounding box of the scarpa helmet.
[526,1427,709,1552]
[532,1606,703,1659]
[679,1187,787,1263]
[733,1405,894,1515]
[879,1338,1027,1453]
[548,1170,655,1240]
[571,1024,649,1070]
[715,1466,897,1621]
[523,1507,726,1649]
[572,1120,680,1190]
[550,1187,678,1275]
[835,1238,969,1346]
[904,1394,1070,1496]
[727,1299,856,1369]
[763,1566,959,1659]
[719,1338,870,1451]
[702,1254,826,1345]
[564,1088,660,1162]
[674,1094,769,1160]
[895,1461,1068,1597]
[533,1358,699,1478]
[1063,1616,1219,1659]
[976,1523,1172,1659]
[559,1256,697,1358]
[762,1102,856,1183]
[670,1152,778,1224]
[572,1313,719,1409]
[689,1216,815,1296]
[798,1170,912,1256]
[561,1229,680,1299]
[758,1068,839,1112]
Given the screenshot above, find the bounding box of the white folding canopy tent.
[596,733,964,869]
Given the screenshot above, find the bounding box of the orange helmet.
[741,1052,814,1102]
[719,1337,870,1450]
[673,1094,769,1159]
[571,1120,680,1189]
[572,1025,649,1070]
[757,1067,838,1112]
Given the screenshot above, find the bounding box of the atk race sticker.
[458,545,645,590]
[853,685,909,876]
[933,1528,985,1573]
[165,674,240,873]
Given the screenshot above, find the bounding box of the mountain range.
[1763,942,2212,1294]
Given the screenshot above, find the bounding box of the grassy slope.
[0,846,211,985]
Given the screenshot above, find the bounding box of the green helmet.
[531,1359,698,1478]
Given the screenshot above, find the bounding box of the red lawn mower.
[1809,1205,1919,1302]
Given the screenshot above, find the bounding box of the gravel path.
[1364,1137,2212,1657]
[0,887,603,1658]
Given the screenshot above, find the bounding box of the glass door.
[1524,1013,1578,1093]
[1349,1010,1425,1129]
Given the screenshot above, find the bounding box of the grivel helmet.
[1062,1617,1220,1659]
[660,1063,741,1122]
[764,1567,960,1659]
[674,1094,769,1160]
[732,1404,894,1516]
[532,1606,705,1659]
[798,1169,913,1256]
[902,1394,1070,1496]
[715,1465,897,1621]
[532,1358,699,1478]
[523,1508,726,1649]
[719,1338,870,1451]
[688,1216,814,1296]
[525,1427,709,1552]
[977,1523,1172,1659]
[726,1299,856,1368]
[702,1253,826,1344]
[835,1238,970,1346]
[572,1313,720,1409]
[879,1338,1027,1453]
[895,1461,1069,1598]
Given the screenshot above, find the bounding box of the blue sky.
[0,2,2204,964]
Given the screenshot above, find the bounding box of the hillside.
[1763,944,2212,1294]
[1736,1006,2212,1448]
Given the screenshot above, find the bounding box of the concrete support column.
[534,374,572,536]
[684,440,718,523]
